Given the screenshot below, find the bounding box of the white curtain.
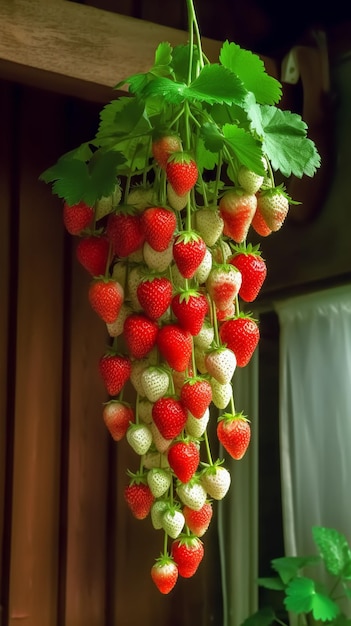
[275,285,351,579]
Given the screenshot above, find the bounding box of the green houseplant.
[241,526,351,626]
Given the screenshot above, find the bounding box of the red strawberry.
[251,205,272,237]
[171,535,204,578]
[256,186,290,231]
[102,399,134,441]
[152,396,187,439]
[99,352,132,396]
[171,289,209,335]
[167,438,200,483]
[151,556,179,594]
[63,201,94,235]
[180,376,212,418]
[173,231,207,279]
[166,152,198,196]
[206,263,242,311]
[229,243,267,302]
[137,274,173,320]
[219,188,257,243]
[106,210,144,258]
[123,313,159,359]
[140,206,177,252]
[152,134,183,170]
[88,278,124,323]
[76,234,111,276]
[183,502,213,537]
[219,315,260,367]
[124,473,154,520]
[157,323,192,372]
[217,412,251,459]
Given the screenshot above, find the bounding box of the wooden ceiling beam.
[0,0,277,102]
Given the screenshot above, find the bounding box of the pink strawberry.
[219,188,257,243]
[256,186,290,231]
[157,323,192,372]
[88,278,124,323]
[102,399,134,441]
[229,243,267,302]
[124,472,154,520]
[63,201,94,235]
[219,315,260,367]
[137,274,173,320]
[76,234,110,276]
[151,556,178,594]
[167,438,200,483]
[180,376,212,418]
[171,535,204,578]
[98,352,132,396]
[166,152,198,196]
[152,134,183,170]
[152,396,187,439]
[251,206,272,237]
[140,206,177,252]
[106,210,144,257]
[173,231,207,279]
[183,502,213,537]
[217,412,251,459]
[171,289,209,335]
[206,263,242,311]
[123,313,159,359]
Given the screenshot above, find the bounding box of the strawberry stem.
[203,430,213,466]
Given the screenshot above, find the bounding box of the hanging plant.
[40,0,320,595]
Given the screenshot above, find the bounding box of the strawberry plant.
[241,526,351,625]
[40,0,320,594]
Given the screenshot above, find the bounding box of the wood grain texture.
[0,0,277,102]
[7,87,65,626]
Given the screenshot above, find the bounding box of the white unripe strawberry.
[95,183,122,220]
[127,184,154,210]
[195,207,224,246]
[151,499,168,529]
[141,366,170,402]
[143,241,173,272]
[210,378,232,410]
[176,480,207,511]
[130,359,148,396]
[126,423,152,455]
[212,240,232,264]
[237,165,264,194]
[194,247,212,284]
[185,408,210,438]
[205,347,237,384]
[142,450,169,470]
[167,182,189,211]
[162,507,185,538]
[193,322,215,350]
[126,265,145,310]
[138,398,154,424]
[106,302,133,337]
[200,465,231,500]
[147,467,172,497]
[194,346,208,375]
[112,260,128,286]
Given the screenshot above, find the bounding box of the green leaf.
[312,526,351,578]
[284,576,340,621]
[333,614,351,626]
[200,121,225,152]
[171,43,201,83]
[271,555,321,584]
[141,76,187,104]
[195,136,219,172]
[154,41,173,68]
[188,64,247,105]
[96,97,149,143]
[257,576,286,591]
[219,40,282,105]
[260,105,321,177]
[240,606,276,626]
[222,123,265,174]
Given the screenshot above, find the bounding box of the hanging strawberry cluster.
[40,0,320,595]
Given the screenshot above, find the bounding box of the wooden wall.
[0,80,223,626]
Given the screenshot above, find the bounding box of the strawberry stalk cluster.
[41,0,320,595]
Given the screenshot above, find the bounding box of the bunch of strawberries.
[62,133,289,594]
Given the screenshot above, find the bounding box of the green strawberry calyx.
[200,458,226,474]
[231,242,263,257]
[126,469,149,485]
[217,411,250,425]
[174,287,206,303]
[167,151,195,167]
[174,229,204,245]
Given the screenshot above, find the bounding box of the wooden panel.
[0,81,13,623]
[7,86,65,626]
[0,0,244,102]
